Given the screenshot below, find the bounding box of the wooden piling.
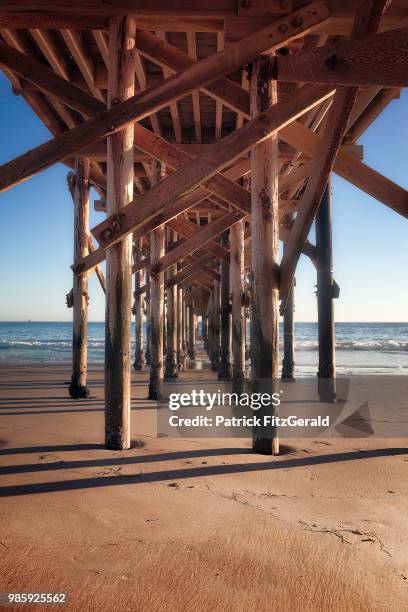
[182,295,188,370]
[105,16,135,450]
[250,56,280,455]
[69,157,90,399]
[206,292,213,361]
[188,295,196,360]
[148,161,165,400]
[145,279,151,365]
[165,230,178,378]
[202,314,208,352]
[316,178,336,401]
[133,236,145,370]
[282,228,295,381]
[218,230,232,379]
[230,219,246,391]
[177,276,184,371]
[210,281,220,371]
[281,277,295,381]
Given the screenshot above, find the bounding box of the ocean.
[0,321,407,376]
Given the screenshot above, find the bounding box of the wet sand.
[0,361,407,611]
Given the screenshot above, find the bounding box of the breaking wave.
[296,340,408,352]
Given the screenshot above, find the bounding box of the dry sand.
[0,361,407,611]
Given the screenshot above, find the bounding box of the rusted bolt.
[278,24,288,34]
[292,16,303,27]
[102,229,112,241]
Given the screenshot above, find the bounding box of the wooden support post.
[210,282,220,371]
[165,230,178,378]
[250,56,280,455]
[282,280,296,381]
[148,161,165,400]
[182,294,188,369]
[133,236,144,370]
[145,281,151,365]
[281,220,296,381]
[230,219,246,392]
[218,230,232,379]
[69,157,90,399]
[202,314,208,352]
[163,298,167,359]
[316,180,336,401]
[188,295,196,360]
[206,292,213,361]
[177,275,184,371]
[105,16,135,450]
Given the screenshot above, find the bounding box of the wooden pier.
[1,0,407,453]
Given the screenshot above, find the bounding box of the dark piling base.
[165,355,178,378]
[69,377,90,399]
[148,382,163,401]
[218,362,232,380]
[133,352,145,371]
[177,352,184,371]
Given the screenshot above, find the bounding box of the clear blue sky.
[0,73,407,322]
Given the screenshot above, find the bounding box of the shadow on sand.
[0,446,406,497]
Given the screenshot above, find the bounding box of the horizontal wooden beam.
[1,0,291,20]
[276,27,408,88]
[92,84,333,250]
[0,2,330,193]
[0,13,224,30]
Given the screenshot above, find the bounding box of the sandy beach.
[0,361,407,611]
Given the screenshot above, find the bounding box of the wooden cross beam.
[136,26,406,212]
[0,1,330,192]
[276,27,408,88]
[280,115,408,218]
[92,84,333,250]
[167,217,230,263]
[4,34,399,226]
[279,0,391,302]
[134,253,218,298]
[150,210,244,277]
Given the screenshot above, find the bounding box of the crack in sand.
[299,521,391,556]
